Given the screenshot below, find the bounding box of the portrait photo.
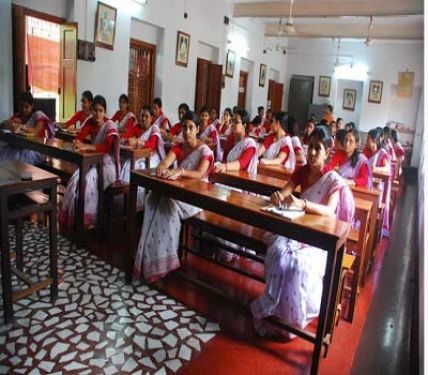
[77,40,96,62]
[259,64,267,87]
[225,50,236,78]
[343,89,357,111]
[318,76,331,97]
[94,1,117,50]
[368,80,383,103]
[175,31,191,67]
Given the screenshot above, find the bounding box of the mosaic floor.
[0,223,219,374]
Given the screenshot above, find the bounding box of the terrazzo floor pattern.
[0,223,219,374]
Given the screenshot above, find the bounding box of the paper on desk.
[261,204,305,221]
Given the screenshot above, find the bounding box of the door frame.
[238,70,248,109]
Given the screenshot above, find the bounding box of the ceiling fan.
[284,0,296,35]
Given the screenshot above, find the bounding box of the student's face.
[182,120,198,143]
[232,114,245,135]
[344,132,358,156]
[259,109,265,117]
[366,136,377,151]
[178,108,187,121]
[271,119,281,134]
[210,109,217,120]
[153,103,161,117]
[81,97,91,111]
[223,111,231,123]
[307,137,329,168]
[92,103,105,123]
[19,101,33,117]
[334,138,343,151]
[329,122,337,135]
[119,98,127,112]
[306,122,315,134]
[266,111,273,120]
[141,109,152,129]
[200,111,210,125]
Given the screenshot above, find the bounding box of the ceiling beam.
[265,22,423,39]
[234,1,423,18]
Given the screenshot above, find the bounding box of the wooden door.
[12,5,26,110]
[207,63,222,115]
[237,70,248,109]
[128,39,156,119]
[59,23,77,122]
[267,79,275,110]
[272,82,283,112]
[288,75,314,126]
[195,58,210,112]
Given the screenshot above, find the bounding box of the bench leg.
[15,219,24,272]
[346,256,360,323]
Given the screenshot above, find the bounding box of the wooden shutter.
[273,83,284,112]
[237,70,248,109]
[12,4,26,111]
[59,23,77,122]
[195,58,210,112]
[207,63,222,115]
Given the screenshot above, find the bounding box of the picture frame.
[368,80,383,103]
[343,89,357,111]
[175,31,191,67]
[94,1,117,50]
[225,50,236,78]
[77,40,96,62]
[259,64,267,87]
[318,76,331,97]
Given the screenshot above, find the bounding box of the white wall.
[0,0,13,119]
[12,0,68,18]
[335,79,364,127]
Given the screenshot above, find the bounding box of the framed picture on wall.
[225,50,236,78]
[368,80,383,103]
[175,31,191,67]
[318,76,331,97]
[343,89,357,111]
[259,64,267,87]
[94,1,117,50]
[77,40,96,62]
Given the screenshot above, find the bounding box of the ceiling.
[232,0,424,40]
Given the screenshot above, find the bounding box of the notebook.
[260,204,305,221]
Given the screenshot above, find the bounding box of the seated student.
[345,121,355,132]
[329,120,337,139]
[134,111,214,282]
[251,125,355,339]
[322,104,336,124]
[247,116,263,137]
[0,91,55,165]
[302,118,315,145]
[391,129,405,176]
[330,129,371,187]
[285,116,307,168]
[199,106,222,161]
[336,117,344,130]
[216,107,233,136]
[63,90,93,130]
[214,108,258,175]
[59,95,120,230]
[209,107,220,127]
[262,109,274,134]
[364,128,392,237]
[333,128,346,153]
[111,94,137,133]
[382,126,397,162]
[252,106,265,126]
[258,111,295,171]
[169,103,189,139]
[152,97,170,136]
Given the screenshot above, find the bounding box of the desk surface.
[132,170,350,249]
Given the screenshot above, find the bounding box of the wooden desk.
[373,170,391,204]
[0,133,104,233]
[55,128,78,142]
[257,164,291,180]
[0,161,58,324]
[128,170,350,374]
[120,145,151,171]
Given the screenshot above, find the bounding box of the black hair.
[182,110,200,127]
[119,94,129,104]
[273,111,288,132]
[383,125,391,138]
[266,108,273,115]
[367,128,383,150]
[391,129,398,143]
[326,104,333,112]
[345,122,356,131]
[376,126,384,136]
[232,106,241,114]
[286,116,298,136]
[234,108,250,125]
[141,105,154,117]
[337,117,343,123]
[224,107,232,117]
[20,91,34,106]
[92,95,107,111]
[335,129,347,146]
[319,119,328,126]
[81,90,93,103]
[178,103,190,112]
[346,129,361,168]
[308,125,333,151]
[153,97,162,107]
[258,106,264,112]
[198,106,209,115]
[210,107,218,114]
[252,116,262,125]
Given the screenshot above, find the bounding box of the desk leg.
[77,163,87,233]
[49,183,58,301]
[1,201,13,324]
[97,161,104,231]
[15,219,24,271]
[125,172,138,283]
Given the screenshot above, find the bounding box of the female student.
[209,107,220,128]
[199,107,222,161]
[216,108,233,136]
[262,109,274,134]
[120,105,165,210]
[330,129,371,187]
[59,95,120,230]
[63,90,93,129]
[258,111,295,171]
[286,116,307,168]
[111,94,137,133]
[364,127,392,237]
[251,126,355,339]
[391,129,405,176]
[213,108,259,175]
[169,103,190,139]
[152,97,170,136]
[0,91,55,165]
[302,119,315,145]
[134,111,214,282]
